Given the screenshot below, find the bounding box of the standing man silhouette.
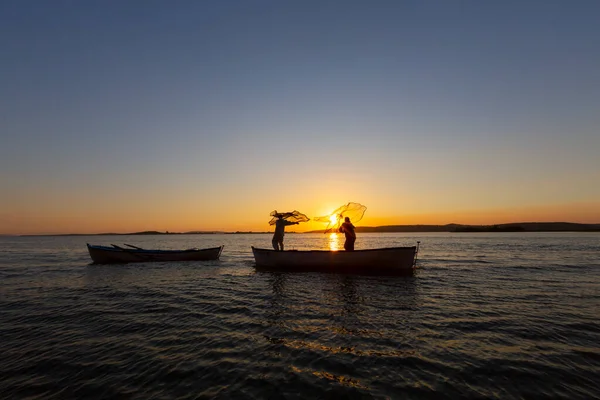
[272,214,299,251]
[339,216,356,251]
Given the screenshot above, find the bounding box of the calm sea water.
[1,232,599,399]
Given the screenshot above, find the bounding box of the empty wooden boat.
[87,243,224,264]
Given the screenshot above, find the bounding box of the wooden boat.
[252,244,419,275]
[87,243,224,264]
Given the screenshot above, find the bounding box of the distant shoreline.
[15,231,275,237]
[7,222,600,236]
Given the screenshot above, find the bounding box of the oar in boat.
[111,244,153,261]
[124,243,145,250]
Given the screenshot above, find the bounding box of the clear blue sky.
[1,0,599,233]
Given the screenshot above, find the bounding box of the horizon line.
[5,221,600,237]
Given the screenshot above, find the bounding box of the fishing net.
[269,210,310,226]
[314,202,367,233]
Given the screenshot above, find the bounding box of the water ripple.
[1,233,599,399]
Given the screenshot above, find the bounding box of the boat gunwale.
[251,246,416,254]
[86,243,224,254]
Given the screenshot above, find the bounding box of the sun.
[329,214,338,225]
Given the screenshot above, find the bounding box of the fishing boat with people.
[252,244,419,275]
[255,202,420,274]
[86,243,224,264]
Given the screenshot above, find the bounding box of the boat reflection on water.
[264,273,289,329]
[260,270,421,390]
[262,268,420,340]
[84,263,139,289]
[326,274,419,336]
[336,275,363,317]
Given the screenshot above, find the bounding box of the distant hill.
[451,222,600,232]
[23,231,192,237]
[308,222,600,233]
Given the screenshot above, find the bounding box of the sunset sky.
[1,1,599,234]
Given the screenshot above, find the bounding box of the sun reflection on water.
[329,232,341,251]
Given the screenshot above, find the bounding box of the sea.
[1,232,599,399]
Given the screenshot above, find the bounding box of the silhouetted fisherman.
[339,216,356,251]
[272,214,299,251]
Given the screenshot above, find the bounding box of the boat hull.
[252,246,417,275]
[87,244,223,264]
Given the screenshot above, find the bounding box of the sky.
[1,0,599,234]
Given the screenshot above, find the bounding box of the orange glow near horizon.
[1,201,599,235]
